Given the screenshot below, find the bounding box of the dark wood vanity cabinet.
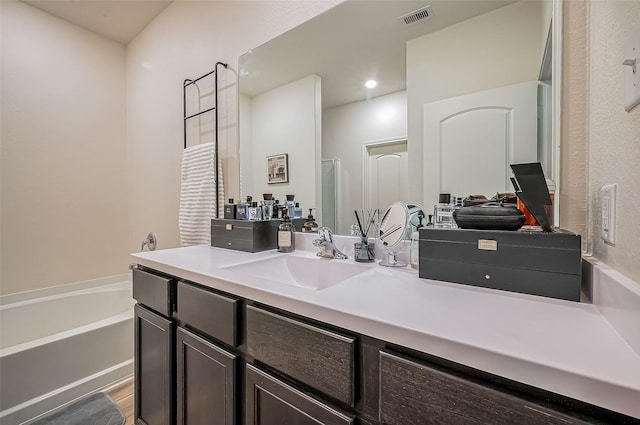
[134,266,635,425]
[133,269,238,425]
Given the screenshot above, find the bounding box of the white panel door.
[423,81,538,208]
[364,140,409,213]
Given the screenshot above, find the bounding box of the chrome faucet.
[313,227,348,259]
[141,232,157,251]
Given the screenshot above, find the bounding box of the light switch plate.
[600,184,616,245]
[624,28,640,112]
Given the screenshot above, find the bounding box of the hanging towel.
[179,142,224,246]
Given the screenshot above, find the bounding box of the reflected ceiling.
[240,0,516,110]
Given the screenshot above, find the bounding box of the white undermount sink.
[221,252,371,290]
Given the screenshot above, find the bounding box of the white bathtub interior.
[0,274,134,425]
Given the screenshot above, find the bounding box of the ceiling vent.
[399,5,433,25]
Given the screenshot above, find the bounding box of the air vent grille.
[399,5,432,25]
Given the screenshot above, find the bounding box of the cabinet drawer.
[133,268,173,316]
[176,282,238,347]
[211,237,256,253]
[211,221,256,239]
[379,350,591,425]
[246,305,355,406]
[246,364,354,425]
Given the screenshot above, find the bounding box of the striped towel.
[179,142,224,246]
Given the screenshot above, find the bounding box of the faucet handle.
[317,226,333,242]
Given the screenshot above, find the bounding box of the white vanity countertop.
[131,243,640,419]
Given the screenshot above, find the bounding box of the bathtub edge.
[0,359,133,425]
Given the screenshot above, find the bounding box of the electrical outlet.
[600,184,617,245]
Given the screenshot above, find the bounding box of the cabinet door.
[135,304,174,425]
[176,328,236,425]
[246,364,354,425]
[379,350,590,425]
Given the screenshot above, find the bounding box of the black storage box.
[418,227,582,302]
[211,219,278,252]
[211,218,306,252]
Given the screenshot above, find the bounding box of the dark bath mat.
[29,392,125,425]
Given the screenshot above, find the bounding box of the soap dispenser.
[302,208,318,233]
[277,207,295,253]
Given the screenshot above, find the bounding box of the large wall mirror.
[238,0,559,235]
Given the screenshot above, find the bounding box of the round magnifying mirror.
[377,202,410,267]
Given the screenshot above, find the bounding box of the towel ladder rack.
[183,61,228,218]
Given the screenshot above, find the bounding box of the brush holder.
[354,239,375,263]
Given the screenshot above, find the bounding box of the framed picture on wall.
[267,154,289,184]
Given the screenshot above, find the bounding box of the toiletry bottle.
[248,202,262,220]
[262,194,274,221]
[272,200,280,219]
[224,198,237,219]
[237,196,250,220]
[277,208,295,252]
[434,193,456,228]
[410,212,425,269]
[302,208,318,233]
[285,195,296,219]
[294,202,303,218]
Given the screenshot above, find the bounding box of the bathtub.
[0,275,134,425]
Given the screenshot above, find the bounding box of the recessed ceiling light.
[365,80,378,89]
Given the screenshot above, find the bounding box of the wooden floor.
[106,378,134,425]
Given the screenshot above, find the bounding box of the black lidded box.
[211,219,278,252]
[211,218,306,252]
[418,227,582,302]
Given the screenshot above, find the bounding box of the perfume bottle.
[277,208,295,253]
[294,202,303,218]
[237,196,250,220]
[248,202,262,220]
[224,198,237,219]
[262,194,274,221]
[285,195,295,219]
[434,193,456,229]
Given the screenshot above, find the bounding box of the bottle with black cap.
[224,198,237,219]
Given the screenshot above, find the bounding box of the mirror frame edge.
[552,0,563,229]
